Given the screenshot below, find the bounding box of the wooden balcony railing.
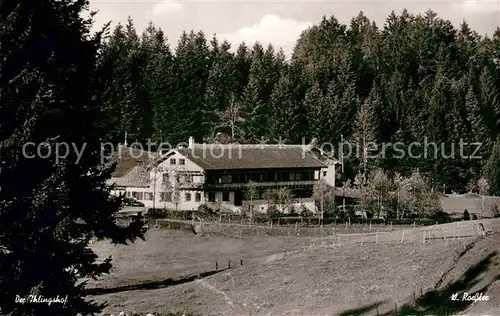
[204,180,316,189]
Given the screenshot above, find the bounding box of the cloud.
[152,0,184,16]
[219,14,313,57]
[452,0,499,14]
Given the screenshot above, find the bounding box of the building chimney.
[188,136,194,149]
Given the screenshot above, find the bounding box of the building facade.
[108,137,339,213]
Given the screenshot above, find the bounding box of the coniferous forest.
[99,11,500,194]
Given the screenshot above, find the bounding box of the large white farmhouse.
[107,137,339,214]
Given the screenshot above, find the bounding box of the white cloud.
[152,0,184,16]
[453,0,499,14]
[219,14,313,57]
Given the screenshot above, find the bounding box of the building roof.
[107,165,150,188]
[109,145,159,178]
[176,144,327,170]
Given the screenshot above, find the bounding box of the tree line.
[100,11,500,195]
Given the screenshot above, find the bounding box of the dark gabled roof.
[176,144,326,170]
[109,145,159,177]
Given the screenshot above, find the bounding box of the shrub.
[431,211,451,223]
[146,208,171,219]
[266,205,281,219]
[492,204,500,218]
[463,209,470,220]
[298,204,313,218]
[197,204,216,219]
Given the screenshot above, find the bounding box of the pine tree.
[483,138,500,196]
[352,89,378,175]
[267,72,299,142]
[303,81,325,141]
[203,39,237,138]
[0,1,144,315]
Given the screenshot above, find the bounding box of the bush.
[197,204,217,219]
[145,208,171,219]
[472,214,478,220]
[463,209,470,220]
[431,211,451,223]
[298,204,313,218]
[492,204,500,218]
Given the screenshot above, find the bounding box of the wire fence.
[150,218,494,243]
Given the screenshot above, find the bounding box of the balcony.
[204,180,316,189]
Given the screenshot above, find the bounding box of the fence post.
[240,258,243,266]
[361,234,364,245]
[422,231,426,244]
[401,230,405,243]
[369,221,372,231]
[376,231,379,244]
[228,259,231,268]
[216,261,218,271]
[338,234,341,247]
[345,221,348,231]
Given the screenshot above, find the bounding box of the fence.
[152,217,494,243]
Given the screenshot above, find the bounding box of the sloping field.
[87,219,500,315]
[89,236,500,316]
[88,229,314,290]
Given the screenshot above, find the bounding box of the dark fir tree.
[0,1,144,315]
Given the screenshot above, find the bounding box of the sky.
[88,0,500,57]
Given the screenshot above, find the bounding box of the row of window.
[125,189,312,203]
[162,172,193,184]
[206,171,320,184]
[126,191,201,202]
[170,158,185,165]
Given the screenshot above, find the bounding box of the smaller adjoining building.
[107,137,340,214]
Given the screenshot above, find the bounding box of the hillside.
[89,230,500,315]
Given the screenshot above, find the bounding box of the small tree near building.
[245,180,258,221]
[313,178,335,224]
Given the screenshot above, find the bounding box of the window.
[222,191,230,202]
[162,173,170,184]
[323,171,327,177]
[221,175,232,183]
[195,193,201,202]
[160,192,172,202]
[144,192,154,201]
[290,172,302,181]
[208,192,216,202]
[170,158,176,165]
[132,191,143,200]
[183,174,193,183]
[185,192,191,201]
[126,191,132,198]
[179,159,185,165]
